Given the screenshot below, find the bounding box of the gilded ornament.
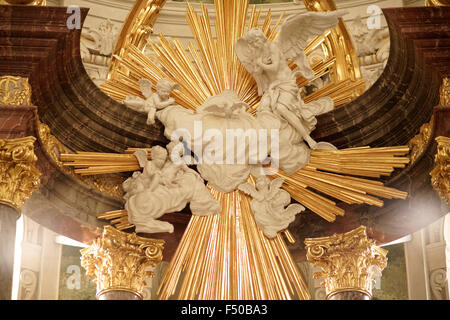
[441,77,449,106]
[106,0,166,81]
[38,122,125,200]
[408,116,434,164]
[305,226,388,299]
[0,137,41,213]
[0,76,32,106]
[80,225,164,299]
[425,0,450,6]
[0,0,45,4]
[430,136,450,206]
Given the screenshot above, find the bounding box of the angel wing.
[238,183,259,199]
[236,38,269,96]
[284,203,305,217]
[275,10,348,80]
[269,177,285,194]
[138,78,153,99]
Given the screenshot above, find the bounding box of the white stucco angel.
[123,142,221,234]
[238,176,305,238]
[122,78,180,125]
[236,10,346,150]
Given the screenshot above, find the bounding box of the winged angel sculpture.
[123,78,180,125]
[236,10,346,150]
[239,176,305,238]
[121,10,349,236]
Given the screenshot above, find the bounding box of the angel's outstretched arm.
[153,95,175,110]
[123,97,146,111]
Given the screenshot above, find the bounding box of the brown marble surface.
[0,205,19,300]
[0,6,449,263]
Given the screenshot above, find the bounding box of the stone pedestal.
[305,226,388,300]
[0,205,18,300]
[81,226,164,300]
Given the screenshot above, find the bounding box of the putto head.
[151,145,168,166]
[256,175,270,190]
[156,78,180,99]
[245,28,267,48]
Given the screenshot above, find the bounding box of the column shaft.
[0,205,18,300]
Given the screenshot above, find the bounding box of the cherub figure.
[122,78,180,125]
[124,143,220,234]
[236,11,346,150]
[238,176,305,238]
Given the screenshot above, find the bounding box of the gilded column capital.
[305,226,387,299]
[0,0,46,5]
[0,136,41,213]
[425,0,450,7]
[430,136,450,206]
[80,226,165,299]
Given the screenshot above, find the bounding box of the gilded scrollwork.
[408,116,434,164]
[80,226,164,299]
[430,136,450,206]
[425,0,450,7]
[38,122,125,200]
[0,137,41,212]
[0,76,32,106]
[305,226,388,299]
[441,77,449,106]
[0,0,45,5]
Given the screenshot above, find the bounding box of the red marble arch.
[0,5,449,262]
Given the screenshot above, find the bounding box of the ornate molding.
[0,0,45,5]
[80,226,164,299]
[441,77,449,106]
[408,116,434,164]
[107,0,166,80]
[18,269,38,300]
[0,76,31,106]
[0,137,41,213]
[430,268,448,300]
[305,226,388,299]
[430,136,450,206]
[425,0,450,6]
[38,122,124,200]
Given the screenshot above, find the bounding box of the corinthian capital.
[305,226,387,299]
[0,137,41,213]
[80,226,165,299]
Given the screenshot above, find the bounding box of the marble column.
[81,226,164,300]
[305,226,388,300]
[0,205,19,300]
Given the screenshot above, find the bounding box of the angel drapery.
[236,10,346,151]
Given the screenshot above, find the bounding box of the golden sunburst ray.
[157,187,310,300]
[61,0,411,300]
[68,0,410,234]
